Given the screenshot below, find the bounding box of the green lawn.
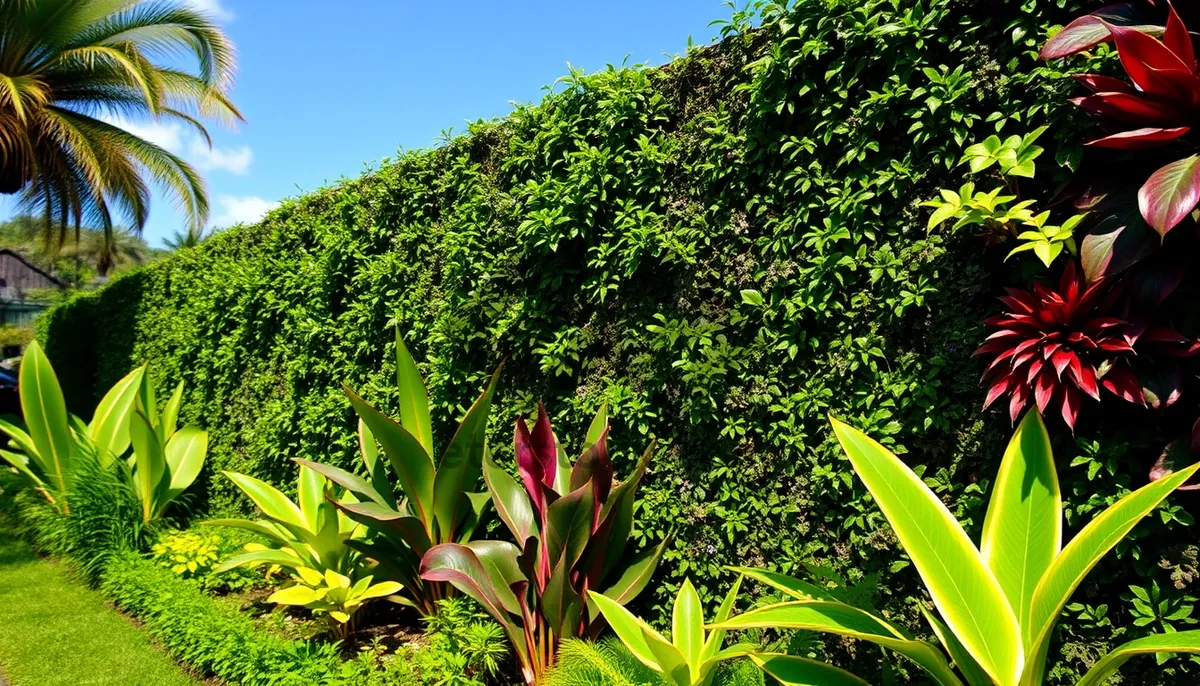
[0,519,197,686]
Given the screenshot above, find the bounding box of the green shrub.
[152,529,221,577]
[39,0,1200,682]
[101,551,345,686]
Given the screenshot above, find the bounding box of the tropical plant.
[588,577,766,686]
[152,529,221,577]
[206,461,389,628]
[975,261,1143,429]
[419,403,669,685]
[0,0,241,249]
[163,225,206,251]
[268,567,400,632]
[1044,3,1199,237]
[713,411,1200,686]
[293,329,499,615]
[127,376,207,523]
[544,638,768,686]
[0,340,145,511]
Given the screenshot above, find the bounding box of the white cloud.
[189,139,252,175]
[102,114,254,176]
[214,195,278,226]
[105,116,185,152]
[187,0,236,22]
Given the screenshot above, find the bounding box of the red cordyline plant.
[420,404,668,685]
[976,262,1144,430]
[1042,2,1200,237]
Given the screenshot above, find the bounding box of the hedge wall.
[41,0,1200,681]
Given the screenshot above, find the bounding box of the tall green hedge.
[41,1,1200,681]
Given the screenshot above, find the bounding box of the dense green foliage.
[40,0,1200,682]
[101,551,347,686]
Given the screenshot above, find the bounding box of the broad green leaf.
[159,380,184,441]
[298,461,325,531]
[87,365,145,462]
[0,447,43,487]
[294,458,386,506]
[223,470,307,531]
[269,584,321,605]
[750,654,871,686]
[432,365,500,540]
[19,341,72,494]
[360,581,404,600]
[921,607,991,686]
[702,575,743,661]
[345,384,435,530]
[0,417,40,470]
[980,410,1059,638]
[333,500,433,554]
[213,548,303,575]
[1076,630,1200,686]
[545,480,594,571]
[589,590,667,671]
[483,449,536,543]
[711,601,963,686]
[358,418,395,508]
[600,534,670,605]
[727,566,839,602]
[1023,460,1200,684]
[129,410,166,519]
[831,418,1019,686]
[165,426,206,498]
[673,578,704,676]
[585,403,609,447]
[394,330,433,456]
[203,518,293,547]
[542,553,583,638]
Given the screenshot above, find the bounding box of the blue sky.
[1,0,733,248]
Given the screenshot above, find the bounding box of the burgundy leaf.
[1138,154,1200,236]
[1086,126,1191,149]
[1163,2,1197,69]
[1040,4,1149,60]
[1073,73,1136,93]
[1099,363,1147,404]
[530,403,559,488]
[514,418,549,518]
[1062,385,1082,431]
[1106,22,1193,96]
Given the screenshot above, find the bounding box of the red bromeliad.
[976,262,1143,429]
[1044,2,1200,237]
[420,403,668,685]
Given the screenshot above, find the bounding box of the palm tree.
[62,225,149,277]
[163,224,204,250]
[0,0,241,251]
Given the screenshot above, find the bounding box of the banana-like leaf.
[298,462,325,532]
[674,578,705,676]
[599,533,670,605]
[727,566,840,602]
[294,458,386,506]
[751,654,871,686]
[358,419,395,508]
[542,553,582,638]
[0,447,43,487]
[831,417,1019,686]
[1075,630,1200,686]
[711,600,963,686]
[921,606,991,686]
[483,448,536,543]
[545,479,594,572]
[394,330,434,456]
[213,548,303,575]
[223,470,308,531]
[702,575,743,662]
[129,410,167,519]
[158,380,184,442]
[19,341,72,495]
[589,590,667,670]
[165,426,206,499]
[980,411,1059,639]
[87,365,145,463]
[432,365,500,541]
[1023,460,1200,684]
[344,384,435,530]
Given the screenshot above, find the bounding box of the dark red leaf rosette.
[976,262,1141,429]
